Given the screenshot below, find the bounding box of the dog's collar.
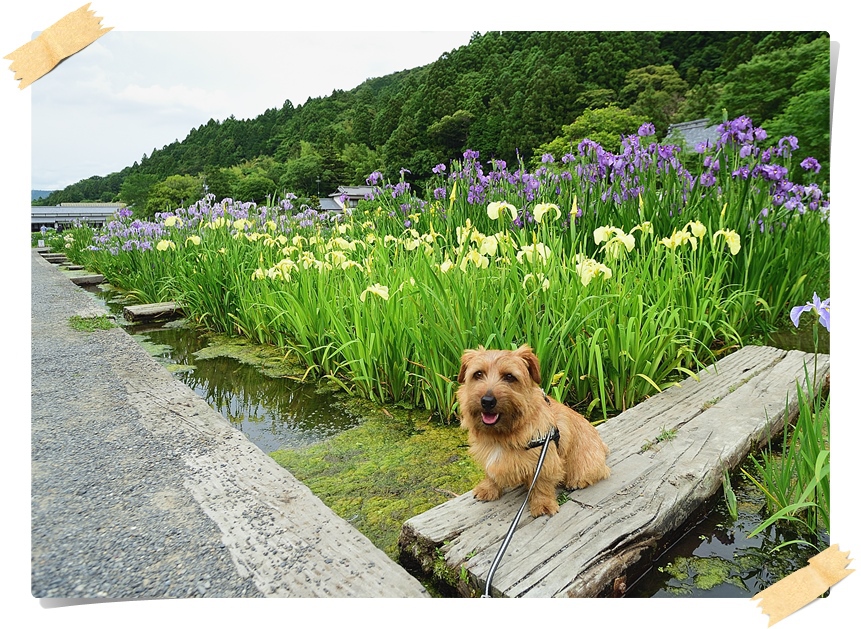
[525,426,560,450]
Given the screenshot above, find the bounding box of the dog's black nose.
[481,394,497,410]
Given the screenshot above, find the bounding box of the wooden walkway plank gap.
[397,345,829,598]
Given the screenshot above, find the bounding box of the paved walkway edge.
[31,250,428,598]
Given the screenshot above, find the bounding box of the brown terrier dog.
[457,345,610,517]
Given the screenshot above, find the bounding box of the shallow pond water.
[626,472,827,597]
[83,282,829,596]
[85,286,361,453]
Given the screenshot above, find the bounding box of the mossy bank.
[271,401,483,560]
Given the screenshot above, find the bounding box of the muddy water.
[84,283,829,597]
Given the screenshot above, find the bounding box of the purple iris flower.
[638,122,655,137]
[778,136,799,158]
[801,157,821,174]
[790,293,830,332]
[732,165,751,179]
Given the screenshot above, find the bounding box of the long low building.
[32,203,125,231]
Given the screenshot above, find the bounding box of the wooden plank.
[123,301,184,322]
[69,274,105,286]
[398,345,829,597]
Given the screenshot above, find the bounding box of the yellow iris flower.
[533,203,561,224]
[713,229,741,255]
[574,255,612,286]
[360,283,390,302]
[516,242,551,264]
[659,229,697,251]
[486,201,518,221]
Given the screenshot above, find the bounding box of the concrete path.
[30,249,428,598]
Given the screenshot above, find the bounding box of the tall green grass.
[63,116,829,424]
[739,335,830,546]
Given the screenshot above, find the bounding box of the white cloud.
[28,30,473,190]
[116,83,232,114]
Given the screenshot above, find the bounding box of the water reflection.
[86,286,361,454]
[627,474,827,597]
[152,327,361,453]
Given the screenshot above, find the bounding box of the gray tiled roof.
[665,119,721,151]
[318,197,342,211]
[330,185,375,199]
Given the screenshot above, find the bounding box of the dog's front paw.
[529,497,559,517]
[473,479,502,502]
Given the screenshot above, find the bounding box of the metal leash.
[481,431,555,598]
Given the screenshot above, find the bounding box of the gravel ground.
[30,250,427,599]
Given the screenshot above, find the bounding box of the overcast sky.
[29,29,472,190]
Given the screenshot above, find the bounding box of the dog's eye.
[473,370,484,380]
[502,373,517,383]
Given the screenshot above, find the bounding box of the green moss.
[132,335,174,357]
[68,315,115,332]
[164,363,196,374]
[271,405,483,559]
[660,556,747,593]
[193,333,304,378]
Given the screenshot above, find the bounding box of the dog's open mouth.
[481,412,500,425]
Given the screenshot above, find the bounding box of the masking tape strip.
[752,544,853,626]
[4,3,112,90]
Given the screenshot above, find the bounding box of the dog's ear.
[458,349,478,384]
[514,345,542,385]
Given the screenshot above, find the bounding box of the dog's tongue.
[482,412,500,425]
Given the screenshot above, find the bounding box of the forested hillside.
[36,30,829,215]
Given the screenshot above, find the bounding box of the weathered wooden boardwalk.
[398,345,829,598]
[123,301,185,322]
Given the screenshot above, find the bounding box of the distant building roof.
[327,185,376,209]
[330,185,375,199]
[59,202,127,208]
[318,197,342,211]
[32,204,119,229]
[665,119,721,151]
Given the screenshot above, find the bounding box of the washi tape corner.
[4,3,112,90]
[752,544,853,626]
